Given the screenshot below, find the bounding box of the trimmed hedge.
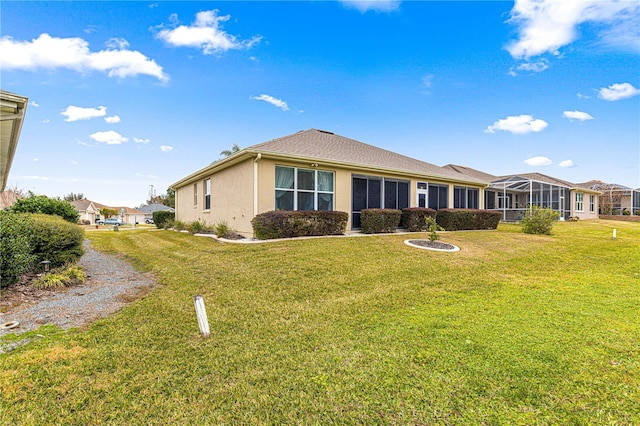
[153,210,175,229]
[9,195,80,223]
[0,212,36,288]
[30,214,85,267]
[361,209,402,234]
[435,209,502,231]
[400,207,437,232]
[252,210,348,240]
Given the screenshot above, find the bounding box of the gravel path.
[0,240,157,337]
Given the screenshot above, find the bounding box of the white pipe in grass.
[193,295,210,338]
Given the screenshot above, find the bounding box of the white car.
[97,218,124,225]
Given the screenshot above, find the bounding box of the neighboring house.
[71,199,107,223]
[444,165,600,221]
[71,199,146,224]
[579,180,640,215]
[172,129,490,237]
[1,90,28,205]
[137,203,175,222]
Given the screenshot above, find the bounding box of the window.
[428,184,448,210]
[589,195,595,212]
[454,186,479,209]
[417,182,428,208]
[193,183,198,206]
[576,193,584,211]
[204,179,211,210]
[352,175,409,228]
[275,166,334,211]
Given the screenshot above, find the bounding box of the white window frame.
[204,178,211,210]
[275,166,335,211]
[575,193,584,212]
[193,183,198,207]
[589,195,595,212]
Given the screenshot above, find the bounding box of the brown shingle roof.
[249,129,488,184]
[443,164,498,182]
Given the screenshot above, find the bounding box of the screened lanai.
[484,175,572,221]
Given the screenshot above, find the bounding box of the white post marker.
[193,295,210,338]
[613,229,617,239]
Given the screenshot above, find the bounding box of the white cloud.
[506,0,638,59]
[559,159,575,168]
[133,137,150,144]
[524,156,552,166]
[251,94,289,111]
[90,130,128,145]
[42,119,50,124]
[576,92,591,99]
[33,158,39,162]
[0,33,168,82]
[563,110,593,121]
[105,115,121,123]
[61,105,107,122]
[598,82,640,101]
[70,160,78,165]
[485,114,548,134]
[29,101,40,107]
[106,38,129,50]
[509,59,549,76]
[340,0,401,13]
[160,145,173,152]
[155,10,262,55]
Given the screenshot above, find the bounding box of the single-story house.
[1,90,28,202]
[71,199,146,224]
[445,165,600,221]
[137,203,175,222]
[171,129,491,236]
[579,180,640,215]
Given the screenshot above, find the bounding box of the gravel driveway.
[0,240,156,338]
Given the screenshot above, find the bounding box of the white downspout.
[253,153,262,216]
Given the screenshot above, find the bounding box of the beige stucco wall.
[570,190,599,220]
[176,159,255,235]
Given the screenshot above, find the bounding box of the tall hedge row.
[0,212,85,287]
[360,209,402,234]
[252,211,348,240]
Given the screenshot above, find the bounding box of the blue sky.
[2,0,639,207]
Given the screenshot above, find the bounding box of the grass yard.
[1,220,639,424]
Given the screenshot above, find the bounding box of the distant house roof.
[138,203,175,214]
[1,90,28,191]
[578,180,634,193]
[173,129,489,188]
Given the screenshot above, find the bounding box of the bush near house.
[360,209,402,234]
[153,210,175,229]
[8,194,79,223]
[400,207,437,232]
[521,206,560,235]
[0,211,36,288]
[0,212,84,287]
[436,209,502,231]
[29,214,85,267]
[252,210,348,240]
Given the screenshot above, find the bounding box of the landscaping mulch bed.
[405,239,460,252]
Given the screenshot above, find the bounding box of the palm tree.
[220,143,241,158]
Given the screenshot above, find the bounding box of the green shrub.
[33,264,86,289]
[401,208,437,232]
[425,216,445,241]
[173,220,185,231]
[360,209,401,234]
[520,206,560,235]
[30,214,84,267]
[9,194,79,223]
[436,209,502,231]
[252,211,348,240]
[153,210,175,229]
[186,220,212,235]
[213,221,238,238]
[0,211,37,288]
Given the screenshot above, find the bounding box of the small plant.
[186,219,212,234]
[173,220,185,231]
[521,206,560,235]
[33,264,86,289]
[425,216,444,241]
[213,221,232,238]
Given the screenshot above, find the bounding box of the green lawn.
[1,220,639,424]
